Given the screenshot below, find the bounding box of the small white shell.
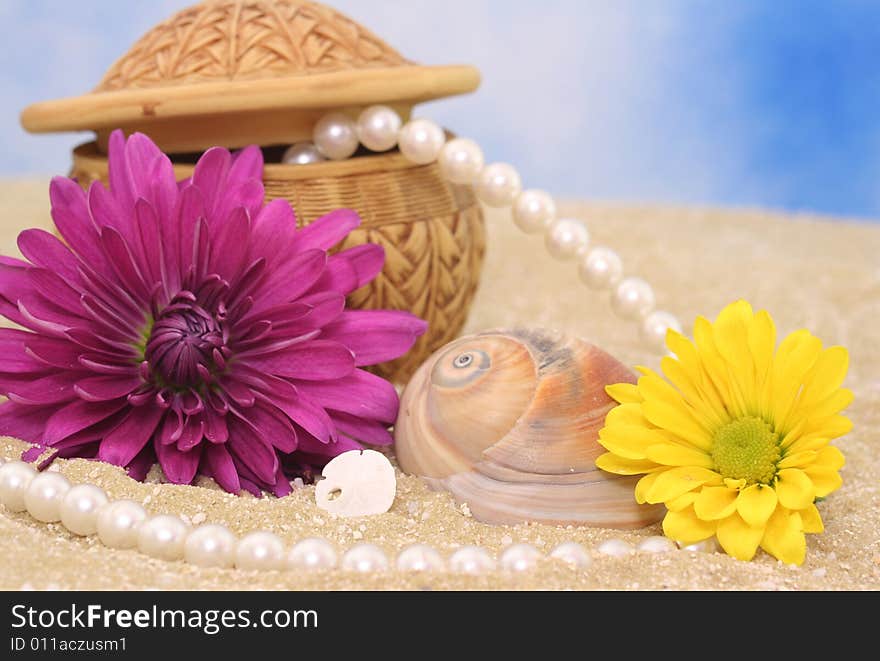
[315,450,396,517]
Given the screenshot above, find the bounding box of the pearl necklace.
[285,104,683,353]
[0,456,717,576]
[0,107,696,577]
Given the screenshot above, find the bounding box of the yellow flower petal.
[641,400,712,450]
[803,466,843,498]
[787,435,830,453]
[662,507,716,544]
[604,402,652,428]
[800,346,849,407]
[747,309,775,383]
[598,424,671,460]
[761,508,806,565]
[717,513,764,561]
[799,503,824,534]
[605,382,642,404]
[778,450,818,469]
[644,443,714,468]
[644,466,722,504]
[667,491,698,512]
[815,444,845,471]
[775,468,816,510]
[638,371,719,432]
[634,471,662,504]
[693,486,738,520]
[736,484,778,527]
[595,453,657,476]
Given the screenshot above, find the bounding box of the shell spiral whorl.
[394,329,664,528]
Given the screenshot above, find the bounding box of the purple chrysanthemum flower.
[0,130,427,496]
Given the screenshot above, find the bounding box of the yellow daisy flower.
[596,300,850,565]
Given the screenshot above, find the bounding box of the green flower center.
[710,416,781,485]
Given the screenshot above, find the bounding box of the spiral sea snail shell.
[394,329,664,528]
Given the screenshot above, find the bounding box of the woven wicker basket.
[71,142,485,382]
[22,0,485,383]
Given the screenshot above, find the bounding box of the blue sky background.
[2,0,880,221]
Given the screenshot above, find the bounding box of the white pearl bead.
[96,499,147,549]
[545,218,589,260]
[0,460,36,512]
[341,543,389,572]
[449,546,495,575]
[579,246,624,290]
[596,538,635,557]
[475,162,522,207]
[637,536,678,554]
[282,142,327,165]
[137,515,188,561]
[312,112,359,161]
[356,105,402,152]
[549,542,593,568]
[59,484,108,536]
[398,119,445,165]
[680,538,719,553]
[288,537,338,570]
[184,524,237,569]
[513,189,556,233]
[499,543,542,572]
[235,531,285,571]
[611,277,656,321]
[438,138,484,184]
[640,311,683,353]
[396,544,444,572]
[24,472,70,523]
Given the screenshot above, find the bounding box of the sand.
[0,177,878,590]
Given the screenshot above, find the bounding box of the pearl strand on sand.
[0,457,715,575]
[284,105,682,352]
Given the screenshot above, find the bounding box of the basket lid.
[20,0,480,152]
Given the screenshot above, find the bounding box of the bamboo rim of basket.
[73,140,430,181]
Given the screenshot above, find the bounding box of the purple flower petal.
[0,401,53,443]
[74,375,143,402]
[250,199,297,265]
[209,206,250,280]
[340,243,386,289]
[295,209,360,251]
[23,335,83,370]
[176,416,204,452]
[307,251,359,295]
[253,248,327,309]
[240,403,297,453]
[292,368,399,423]
[126,443,155,481]
[192,146,232,220]
[203,443,241,493]
[7,373,76,406]
[253,375,336,444]
[156,439,201,484]
[17,229,83,287]
[227,416,278,485]
[97,404,164,466]
[45,398,127,446]
[49,177,107,274]
[331,411,394,446]
[247,340,355,380]
[229,144,264,185]
[203,408,229,443]
[321,309,428,366]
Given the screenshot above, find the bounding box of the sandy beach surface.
[0,177,878,590]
